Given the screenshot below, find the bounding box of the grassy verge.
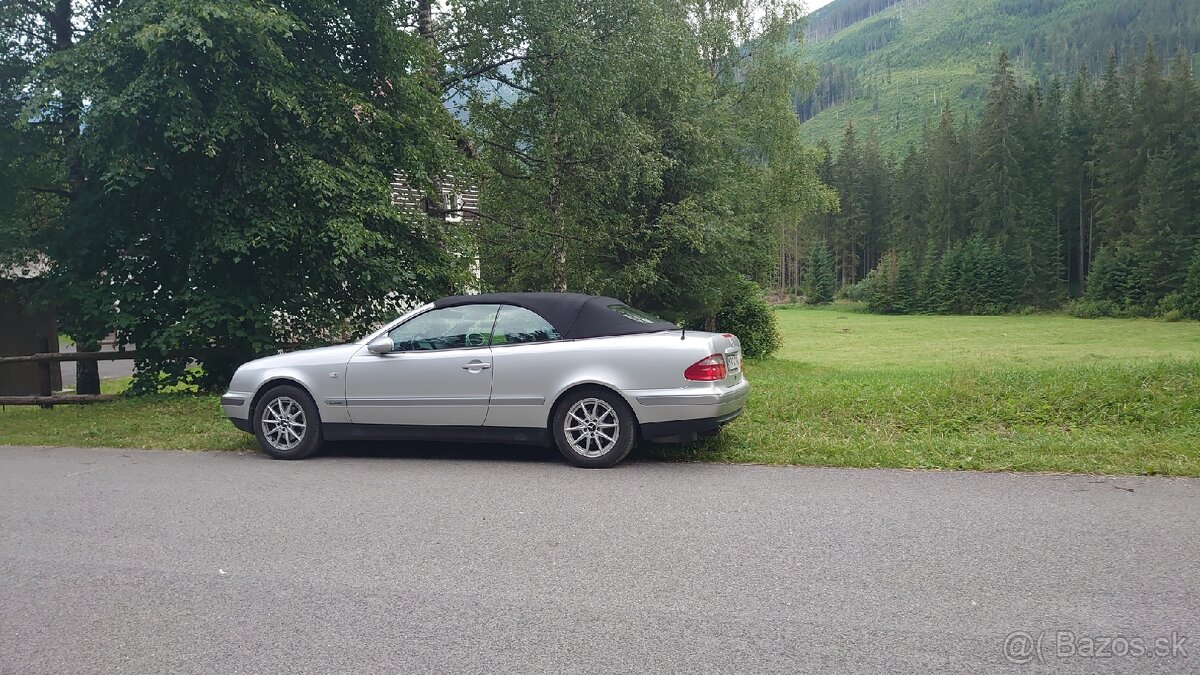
[3,306,1199,475]
[0,393,253,451]
[653,358,1200,476]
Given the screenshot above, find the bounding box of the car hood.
[239,343,363,370]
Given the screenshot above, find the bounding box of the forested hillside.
[795,0,1200,151]
[778,48,1200,320]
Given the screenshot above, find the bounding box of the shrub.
[840,275,873,302]
[1067,298,1121,318]
[703,278,781,358]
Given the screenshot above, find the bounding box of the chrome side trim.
[488,396,546,406]
[635,388,749,407]
[347,397,490,407]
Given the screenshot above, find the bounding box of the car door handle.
[462,361,491,371]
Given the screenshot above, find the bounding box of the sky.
[805,0,839,12]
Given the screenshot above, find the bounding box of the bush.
[840,275,873,302]
[1067,298,1121,318]
[702,278,781,358]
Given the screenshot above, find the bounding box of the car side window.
[490,305,562,346]
[387,305,500,351]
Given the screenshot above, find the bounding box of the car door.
[483,304,568,429]
[345,304,500,427]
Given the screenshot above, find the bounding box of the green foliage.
[465,0,832,322]
[866,249,916,314]
[5,0,468,390]
[1181,248,1200,320]
[800,240,836,303]
[704,278,781,359]
[801,45,1199,319]
[1083,245,1137,314]
[796,0,1200,153]
[840,275,873,302]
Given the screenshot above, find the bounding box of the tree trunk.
[417,0,433,41]
[49,1,101,396]
[74,339,101,396]
[1078,176,1085,294]
[548,98,567,293]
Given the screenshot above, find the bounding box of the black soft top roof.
[432,292,677,339]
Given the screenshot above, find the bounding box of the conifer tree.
[973,51,1025,243]
[800,240,837,304]
[1129,149,1189,308]
[833,120,867,285]
[1085,245,1134,308]
[1181,247,1200,320]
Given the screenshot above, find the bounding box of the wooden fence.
[0,350,139,407]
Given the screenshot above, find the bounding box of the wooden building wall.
[0,281,62,395]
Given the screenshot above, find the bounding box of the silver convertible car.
[221,293,748,467]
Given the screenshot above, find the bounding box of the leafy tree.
[1,0,118,393]
[465,0,832,328]
[11,0,467,390]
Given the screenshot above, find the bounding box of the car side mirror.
[367,336,395,354]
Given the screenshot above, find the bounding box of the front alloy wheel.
[552,388,636,468]
[261,396,307,451]
[253,385,323,460]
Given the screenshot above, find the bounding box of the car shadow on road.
[314,440,671,466]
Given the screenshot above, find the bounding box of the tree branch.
[440,53,529,90]
[29,186,74,199]
[477,137,541,166]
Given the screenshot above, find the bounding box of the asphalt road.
[1,445,1196,674]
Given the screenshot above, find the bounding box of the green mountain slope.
[796,0,1200,152]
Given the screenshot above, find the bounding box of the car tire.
[253,385,324,460]
[552,387,636,468]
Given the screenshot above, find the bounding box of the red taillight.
[684,354,727,381]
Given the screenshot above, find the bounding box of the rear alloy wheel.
[552,388,636,468]
[253,385,323,460]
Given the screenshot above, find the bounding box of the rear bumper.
[640,408,744,443]
[629,379,749,425]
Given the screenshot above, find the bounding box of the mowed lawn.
[2,307,1199,475]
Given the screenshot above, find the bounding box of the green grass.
[3,307,1200,475]
[0,393,254,451]
[654,307,1200,475]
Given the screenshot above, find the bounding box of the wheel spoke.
[260,396,311,451]
[564,397,624,458]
